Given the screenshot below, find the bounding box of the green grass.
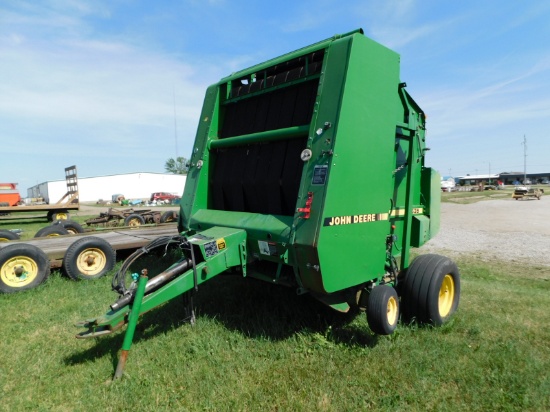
[441,188,512,203]
[1,256,549,411]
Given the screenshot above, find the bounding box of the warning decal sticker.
[258,240,278,256]
[312,165,328,185]
[204,240,219,258]
[217,238,226,251]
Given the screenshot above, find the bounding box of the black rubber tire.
[52,219,85,234]
[34,225,70,238]
[0,243,50,293]
[400,254,460,326]
[47,210,70,222]
[124,214,145,227]
[367,285,400,335]
[160,211,178,223]
[63,236,116,280]
[0,230,20,242]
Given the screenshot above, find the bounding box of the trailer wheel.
[34,225,70,238]
[401,254,460,326]
[0,230,20,242]
[47,211,69,221]
[0,243,50,293]
[63,237,116,280]
[124,214,145,227]
[52,219,85,234]
[367,285,399,335]
[160,211,178,223]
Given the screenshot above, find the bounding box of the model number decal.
[390,208,424,217]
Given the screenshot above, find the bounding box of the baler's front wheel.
[367,285,399,335]
[400,254,460,326]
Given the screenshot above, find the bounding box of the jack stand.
[183,292,195,326]
[113,269,148,380]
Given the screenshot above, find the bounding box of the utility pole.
[521,135,527,183]
[173,87,179,159]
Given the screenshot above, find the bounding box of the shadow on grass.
[65,274,378,367]
[193,275,378,347]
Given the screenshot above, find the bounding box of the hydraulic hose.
[110,258,192,311]
[112,235,187,295]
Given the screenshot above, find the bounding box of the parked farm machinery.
[76,29,460,377]
[512,186,543,200]
[85,208,178,227]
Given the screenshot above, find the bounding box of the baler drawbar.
[76,28,460,378]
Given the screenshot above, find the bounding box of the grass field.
[1,198,549,410]
[1,254,549,411]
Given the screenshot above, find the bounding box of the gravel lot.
[422,195,550,267]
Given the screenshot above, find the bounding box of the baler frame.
[76,29,460,378]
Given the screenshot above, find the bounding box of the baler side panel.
[180,85,221,231]
[291,41,350,293]
[293,34,401,294]
[319,35,401,293]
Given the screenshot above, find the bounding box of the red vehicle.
[150,192,180,202]
[0,183,21,206]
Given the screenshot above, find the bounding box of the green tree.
[164,157,189,175]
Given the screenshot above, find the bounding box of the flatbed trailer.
[0,204,80,221]
[0,166,80,221]
[0,224,179,269]
[0,224,179,293]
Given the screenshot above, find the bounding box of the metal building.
[27,172,186,203]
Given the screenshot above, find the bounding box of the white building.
[27,172,186,203]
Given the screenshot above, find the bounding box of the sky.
[1,0,549,193]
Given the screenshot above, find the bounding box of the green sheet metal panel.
[179,29,434,297]
[179,85,220,231]
[293,33,401,293]
[425,167,441,239]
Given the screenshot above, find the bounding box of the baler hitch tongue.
[75,323,115,339]
[75,314,127,339]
